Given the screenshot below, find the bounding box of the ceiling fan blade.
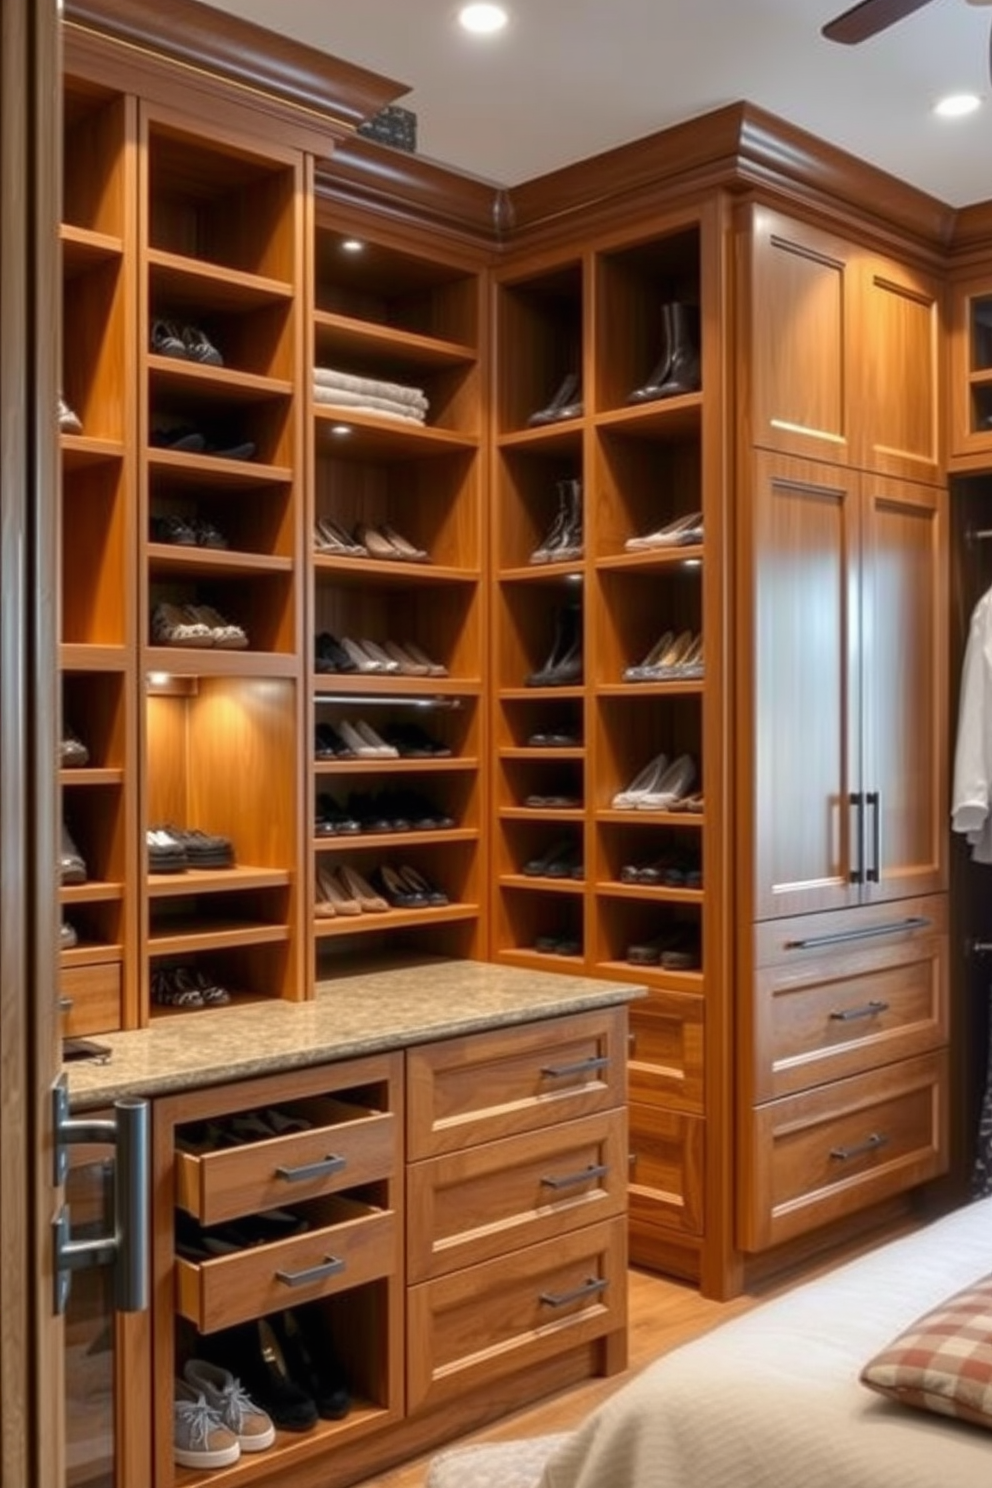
[822,0,936,43]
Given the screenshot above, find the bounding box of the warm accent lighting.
[341,238,364,253]
[933,93,982,118]
[147,672,170,687]
[458,3,509,35]
[330,424,352,436]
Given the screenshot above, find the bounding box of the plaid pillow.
[860,1274,992,1428]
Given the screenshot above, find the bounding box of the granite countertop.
[66,958,645,1108]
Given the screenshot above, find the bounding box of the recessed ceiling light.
[341,238,364,253]
[934,93,982,119]
[458,4,509,35]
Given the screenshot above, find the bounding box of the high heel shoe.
[611,752,669,809]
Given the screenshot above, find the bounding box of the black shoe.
[315,632,358,674]
[204,1319,319,1433]
[526,604,583,687]
[627,302,700,404]
[527,372,583,427]
[270,1309,350,1422]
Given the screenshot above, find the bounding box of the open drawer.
[174,1094,397,1225]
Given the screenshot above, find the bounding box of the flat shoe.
[151,601,214,647]
[611,752,669,808]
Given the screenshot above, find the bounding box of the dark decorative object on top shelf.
[358,104,418,152]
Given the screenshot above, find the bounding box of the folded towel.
[313,385,425,424]
[313,365,428,411]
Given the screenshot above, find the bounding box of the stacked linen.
[313,366,429,424]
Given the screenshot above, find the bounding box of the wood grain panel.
[628,1103,705,1236]
[627,991,704,1114]
[860,257,942,482]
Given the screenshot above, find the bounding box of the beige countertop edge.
[65,961,646,1108]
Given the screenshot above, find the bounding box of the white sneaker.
[173,1379,240,1468]
[183,1360,275,1453]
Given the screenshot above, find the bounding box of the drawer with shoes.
[175,1190,396,1334]
[175,1093,398,1225]
[407,1108,626,1282]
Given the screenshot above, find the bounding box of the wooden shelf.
[148,356,293,404]
[499,685,585,701]
[593,392,702,439]
[60,767,125,787]
[147,247,294,310]
[314,309,476,370]
[312,675,478,698]
[147,449,293,488]
[496,946,587,973]
[313,902,479,938]
[315,757,478,776]
[499,807,585,822]
[148,921,291,956]
[595,880,704,905]
[498,562,585,582]
[597,680,705,698]
[146,865,291,898]
[498,874,585,894]
[497,423,583,453]
[596,544,704,571]
[60,943,123,969]
[314,407,478,459]
[143,647,299,678]
[498,747,585,761]
[594,958,704,993]
[60,222,124,272]
[147,544,293,578]
[313,554,479,586]
[597,808,704,827]
[314,827,478,852]
[61,434,125,469]
[60,881,125,904]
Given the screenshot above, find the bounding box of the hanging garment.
[952,586,992,862]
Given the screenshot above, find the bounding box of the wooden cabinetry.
[948,267,992,460]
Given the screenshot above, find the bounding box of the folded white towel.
[313,365,428,411]
[313,385,425,424]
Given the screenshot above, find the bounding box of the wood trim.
[64,0,408,133]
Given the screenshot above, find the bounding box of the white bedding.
[427,1199,992,1488]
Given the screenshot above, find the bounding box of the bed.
[427,1198,992,1488]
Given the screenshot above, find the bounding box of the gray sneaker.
[184,1359,276,1452]
[173,1379,240,1468]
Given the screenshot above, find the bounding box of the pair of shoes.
[152,965,231,1008]
[313,515,367,556]
[382,722,452,758]
[177,1107,311,1154]
[372,863,448,908]
[527,725,581,747]
[343,790,454,833]
[60,824,88,885]
[354,521,429,563]
[626,925,701,970]
[201,1313,349,1431]
[527,372,583,427]
[315,863,389,916]
[60,918,79,950]
[523,792,582,808]
[175,1360,274,1467]
[530,479,583,563]
[147,825,235,872]
[58,394,82,433]
[151,319,223,366]
[336,720,399,759]
[534,932,582,956]
[624,510,703,551]
[150,424,256,461]
[315,794,362,836]
[314,632,358,674]
[60,724,90,768]
[623,629,703,681]
[150,513,228,549]
[612,753,696,810]
[152,602,248,649]
[626,303,701,404]
[522,839,583,879]
[526,604,583,687]
[620,851,702,888]
[147,827,187,873]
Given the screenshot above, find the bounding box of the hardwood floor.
[351,1268,760,1488]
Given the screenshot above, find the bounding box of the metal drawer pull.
[829,1132,888,1162]
[829,999,889,1023]
[540,1163,609,1191]
[540,1276,609,1309]
[276,1255,346,1288]
[785,916,930,951]
[540,1056,610,1078]
[275,1154,347,1183]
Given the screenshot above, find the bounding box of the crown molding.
[63,0,407,134]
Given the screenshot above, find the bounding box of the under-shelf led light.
[458,3,509,35]
[330,424,352,436]
[933,93,981,118]
[341,238,364,253]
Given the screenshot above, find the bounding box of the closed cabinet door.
[747,451,863,919]
[858,254,942,485]
[860,474,947,902]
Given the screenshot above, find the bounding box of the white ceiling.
[204,0,992,208]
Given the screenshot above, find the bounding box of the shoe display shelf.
[60,75,139,1034]
[155,1054,405,1486]
[138,108,307,1019]
[309,207,488,971]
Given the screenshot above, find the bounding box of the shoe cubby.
[594,565,702,686]
[495,817,585,885]
[594,227,700,412]
[495,261,584,434]
[592,422,703,560]
[148,370,295,468]
[495,582,584,691]
[313,574,480,684]
[147,567,294,655]
[63,78,130,239]
[61,672,127,773]
[149,259,296,381]
[62,783,127,893]
[595,695,702,813]
[313,839,482,945]
[494,696,584,752]
[61,458,129,646]
[313,328,479,439]
[148,460,295,559]
[497,754,585,815]
[496,447,585,573]
[595,822,703,899]
[63,254,129,443]
[145,120,299,283]
[313,766,479,845]
[495,883,585,968]
[593,896,703,986]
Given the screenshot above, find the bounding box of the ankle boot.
[527,371,583,427]
[529,482,571,563]
[627,302,700,404]
[526,603,583,687]
[553,478,584,561]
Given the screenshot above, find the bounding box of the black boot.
[527,371,583,427]
[552,478,583,562]
[526,603,583,687]
[529,481,571,563]
[270,1308,351,1421]
[628,302,700,403]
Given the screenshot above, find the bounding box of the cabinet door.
[746,451,862,919]
[858,254,942,484]
[860,474,947,902]
[947,271,992,458]
[738,204,857,465]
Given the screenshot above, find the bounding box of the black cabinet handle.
[866,790,881,883]
[828,999,889,1022]
[539,1276,609,1308]
[785,915,930,950]
[540,1163,609,1191]
[276,1154,347,1183]
[849,791,864,884]
[829,1132,888,1162]
[540,1056,609,1078]
[276,1255,345,1288]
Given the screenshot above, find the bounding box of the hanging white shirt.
[952,586,992,863]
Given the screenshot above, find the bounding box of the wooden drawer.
[407,1007,627,1160]
[749,896,948,1102]
[175,1194,396,1333]
[407,1109,627,1282]
[175,1094,398,1225]
[628,991,704,1114]
[628,1103,704,1236]
[60,961,122,1036]
[407,1216,627,1410]
[740,1048,948,1252]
